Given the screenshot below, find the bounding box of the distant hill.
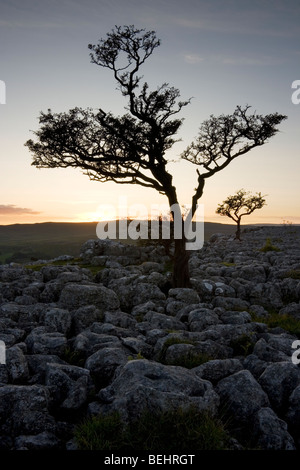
[0,220,242,264]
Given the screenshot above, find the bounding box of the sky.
[0,0,299,226]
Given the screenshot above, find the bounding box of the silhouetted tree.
[216,189,267,240]
[25,25,287,287]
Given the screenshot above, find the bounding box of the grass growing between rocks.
[24,259,105,276]
[282,269,300,280]
[259,237,281,252]
[74,406,229,451]
[229,333,255,356]
[167,351,212,369]
[250,311,300,338]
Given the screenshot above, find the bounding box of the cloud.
[174,3,300,39]
[0,205,41,215]
[220,56,285,66]
[184,54,204,65]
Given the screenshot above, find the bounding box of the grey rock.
[249,304,270,318]
[104,310,137,329]
[26,354,66,383]
[14,431,61,450]
[121,336,153,358]
[213,296,250,311]
[267,333,298,357]
[216,370,270,426]
[73,330,121,357]
[90,321,137,339]
[40,281,64,303]
[258,362,300,412]
[192,280,215,300]
[253,338,290,362]
[145,328,168,346]
[0,364,9,384]
[15,295,37,305]
[194,358,243,384]
[0,266,28,282]
[45,362,92,410]
[22,282,44,301]
[168,288,200,304]
[144,311,186,331]
[43,307,72,335]
[252,407,296,450]
[286,385,300,429]
[59,283,120,311]
[0,384,55,436]
[98,359,220,421]
[243,354,269,379]
[6,345,29,383]
[188,308,219,331]
[194,339,233,360]
[214,282,236,297]
[240,265,267,283]
[91,255,108,266]
[139,261,164,274]
[165,288,200,316]
[279,302,300,319]
[131,301,165,318]
[72,305,104,334]
[108,278,165,311]
[249,282,283,309]
[25,327,67,356]
[85,347,128,387]
[219,310,251,325]
[164,343,197,365]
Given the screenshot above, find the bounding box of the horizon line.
[0,220,299,228]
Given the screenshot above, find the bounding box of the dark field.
[0,221,238,264]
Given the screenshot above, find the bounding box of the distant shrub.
[259,237,280,252]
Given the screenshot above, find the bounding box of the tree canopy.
[216,189,267,240]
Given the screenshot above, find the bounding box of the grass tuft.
[74,406,229,451]
[259,237,280,252]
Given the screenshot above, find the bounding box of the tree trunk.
[164,186,191,288]
[235,219,241,241]
[172,225,191,288]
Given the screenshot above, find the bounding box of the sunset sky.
[1,0,299,226]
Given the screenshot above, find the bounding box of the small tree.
[216,189,267,240]
[25,25,286,287]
